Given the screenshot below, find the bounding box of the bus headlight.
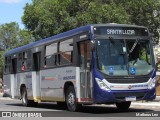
[148,78,156,89]
[95,78,110,91]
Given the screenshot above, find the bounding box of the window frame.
[44,42,58,68]
[58,38,73,66]
[4,56,11,74]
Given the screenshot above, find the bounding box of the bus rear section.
[3,56,18,98]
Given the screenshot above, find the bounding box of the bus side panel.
[31,71,41,101]
[76,67,80,101]
[11,74,18,98]
[3,74,11,97]
[3,74,18,98]
[41,66,77,101]
[17,72,33,99]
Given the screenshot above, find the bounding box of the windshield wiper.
[129,38,139,54]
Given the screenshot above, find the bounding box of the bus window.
[79,43,84,69]
[18,53,23,72]
[86,41,91,69]
[59,39,73,65]
[33,52,41,71]
[45,42,57,67]
[4,56,11,74]
[17,51,32,72]
[23,52,27,70]
[26,51,32,70]
[79,41,91,69]
[12,58,17,74]
[45,42,57,56]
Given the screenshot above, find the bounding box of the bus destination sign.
[94,27,148,36]
[107,29,135,35]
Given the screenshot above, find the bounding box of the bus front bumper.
[94,88,156,103]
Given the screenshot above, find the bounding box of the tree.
[22,0,160,44]
[115,0,160,45]
[22,0,129,40]
[18,29,34,47]
[0,51,5,79]
[0,22,34,79]
[0,22,34,50]
[0,22,19,49]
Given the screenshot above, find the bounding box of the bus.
[3,24,156,112]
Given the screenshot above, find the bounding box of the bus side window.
[79,42,85,69]
[45,42,57,68]
[4,56,11,74]
[79,41,91,69]
[59,38,73,65]
[86,41,91,69]
[22,52,28,71]
[18,53,23,72]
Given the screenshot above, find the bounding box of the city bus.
[3,24,156,111]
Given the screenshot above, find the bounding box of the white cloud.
[0,0,21,4]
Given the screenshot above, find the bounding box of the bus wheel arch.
[64,82,82,111]
[20,84,37,107]
[21,85,29,106]
[64,82,74,96]
[20,84,26,99]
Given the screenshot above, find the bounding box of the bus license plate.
[125,96,136,101]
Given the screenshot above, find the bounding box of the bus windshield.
[96,39,153,76]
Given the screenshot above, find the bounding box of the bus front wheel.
[116,101,131,111]
[65,86,82,112]
[21,87,37,107]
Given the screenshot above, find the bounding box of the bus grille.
[106,77,149,84]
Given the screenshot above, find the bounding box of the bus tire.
[57,102,67,109]
[65,86,82,112]
[21,87,37,107]
[116,101,131,111]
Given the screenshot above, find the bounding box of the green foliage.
[0,22,19,49]
[22,0,129,40]
[117,0,160,45]
[0,51,5,78]
[22,0,160,42]
[74,1,129,25]
[18,29,34,47]
[0,22,34,79]
[0,22,34,49]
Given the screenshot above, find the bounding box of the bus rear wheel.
[116,101,131,111]
[65,86,82,112]
[57,102,67,109]
[21,87,37,107]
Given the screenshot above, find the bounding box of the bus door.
[32,52,41,101]
[11,58,17,98]
[79,41,92,101]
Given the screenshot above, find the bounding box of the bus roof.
[4,24,147,56]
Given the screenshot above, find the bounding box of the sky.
[0,0,32,29]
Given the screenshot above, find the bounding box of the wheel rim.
[67,92,76,111]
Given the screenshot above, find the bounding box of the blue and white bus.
[3,24,156,111]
